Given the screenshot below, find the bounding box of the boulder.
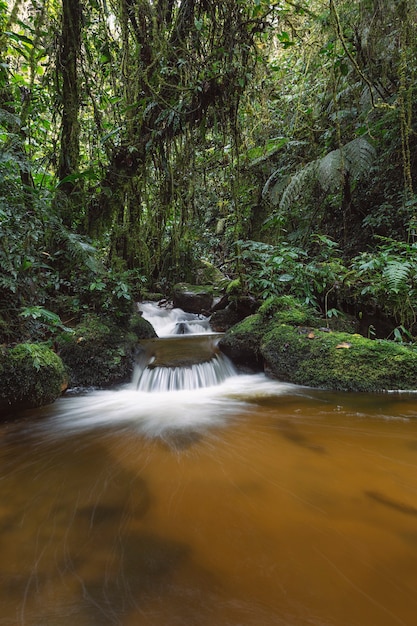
[57,312,156,388]
[218,313,267,370]
[210,308,241,332]
[172,283,213,314]
[0,343,67,414]
[219,295,417,391]
[261,324,417,392]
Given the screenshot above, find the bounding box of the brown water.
[1,379,417,626]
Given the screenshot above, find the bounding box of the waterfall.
[139,302,211,337]
[135,302,238,392]
[136,353,237,392]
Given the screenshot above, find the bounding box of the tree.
[57,0,82,199]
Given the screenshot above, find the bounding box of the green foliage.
[234,236,347,312]
[234,233,417,338]
[263,136,376,210]
[19,306,74,340]
[349,237,417,333]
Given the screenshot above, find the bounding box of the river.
[1,304,417,625]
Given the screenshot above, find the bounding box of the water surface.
[1,379,417,626]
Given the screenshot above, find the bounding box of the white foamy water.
[139,302,211,336]
[136,352,237,391]
[41,375,300,438]
[135,301,237,392]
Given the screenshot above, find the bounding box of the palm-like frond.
[263,136,376,209]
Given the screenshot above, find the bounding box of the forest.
[1,0,416,350]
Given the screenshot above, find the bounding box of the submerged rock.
[0,343,67,413]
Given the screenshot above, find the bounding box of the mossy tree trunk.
[57,0,82,225]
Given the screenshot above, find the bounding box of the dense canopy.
[1,0,416,344]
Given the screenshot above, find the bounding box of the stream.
[1,303,417,625]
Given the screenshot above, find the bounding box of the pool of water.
[1,378,417,626]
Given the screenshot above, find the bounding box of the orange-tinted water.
[1,382,417,625]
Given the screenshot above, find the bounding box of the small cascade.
[139,302,211,337]
[135,302,238,392]
[137,352,237,392]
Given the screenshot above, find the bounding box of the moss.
[261,324,417,391]
[219,313,269,369]
[57,312,156,388]
[173,282,214,295]
[226,278,242,297]
[258,295,319,326]
[0,343,67,411]
[129,312,157,340]
[257,295,359,333]
[196,259,227,287]
[172,283,214,313]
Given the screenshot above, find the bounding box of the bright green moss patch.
[258,295,319,326]
[0,343,67,411]
[261,325,417,391]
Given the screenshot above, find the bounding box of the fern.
[316,149,343,192]
[263,136,376,209]
[343,137,376,180]
[270,161,317,210]
[48,219,101,273]
[383,260,412,294]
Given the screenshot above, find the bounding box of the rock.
[209,294,259,332]
[195,259,227,287]
[218,313,267,370]
[0,343,67,413]
[172,283,213,314]
[261,324,417,392]
[219,295,417,391]
[57,312,156,389]
[210,308,241,332]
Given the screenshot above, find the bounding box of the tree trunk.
[57,0,81,208]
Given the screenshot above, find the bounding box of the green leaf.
[6,31,34,46]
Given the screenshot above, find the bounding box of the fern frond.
[279,161,317,210]
[343,137,376,180]
[316,149,343,192]
[383,260,411,293]
[262,169,281,204]
[263,137,376,209]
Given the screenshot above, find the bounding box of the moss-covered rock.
[258,295,319,326]
[261,324,417,391]
[172,283,214,313]
[195,259,228,287]
[220,294,417,391]
[129,312,158,340]
[57,312,156,388]
[218,313,268,370]
[0,343,67,412]
[218,296,315,370]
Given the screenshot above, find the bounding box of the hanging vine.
[90,0,280,280]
